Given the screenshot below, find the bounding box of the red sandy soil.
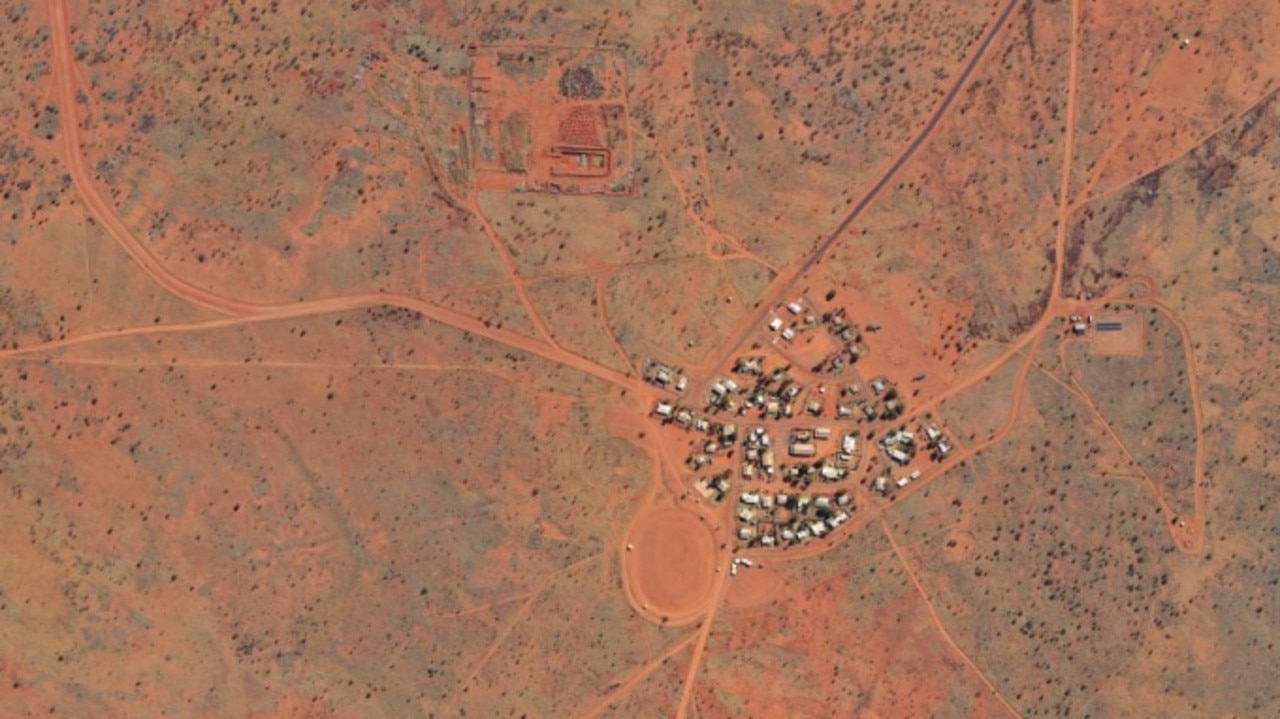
[621,506,718,625]
[3,0,1280,716]
[723,565,782,609]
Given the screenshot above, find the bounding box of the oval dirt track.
[622,507,717,624]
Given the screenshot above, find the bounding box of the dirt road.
[49,0,250,317]
[881,519,1024,718]
[43,0,642,395]
[700,0,1023,380]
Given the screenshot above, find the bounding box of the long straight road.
[702,0,1024,377]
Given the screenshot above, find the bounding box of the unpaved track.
[44,0,640,394]
[40,0,1215,715]
[882,519,1024,718]
[1072,87,1280,211]
[1108,297,1208,553]
[578,631,700,719]
[702,0,1022,378]
[874,0,1082,438]
[49,0,248,317]
[673,551,729,719]
[595,275,639,377]
[0,288,639,391]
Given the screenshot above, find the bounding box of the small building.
[873,476,888,493]
[768,317,783,332]
[789,442,817,458]
[740,492,760,505]
[835,491,852,506]
[813,426,832,440]
[781,327,796,341]
[737,506,758,522]
[841,433,858,455]
[720,422,738,445]
[738,526,756,541]
[1097,321,1123,332]
[787,302,803,315]
[888,448,910,465]
[655,402,674,418]
[896,476,910,488]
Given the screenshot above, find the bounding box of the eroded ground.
[2,0,1280,717]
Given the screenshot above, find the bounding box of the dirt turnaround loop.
[622,507,718,626]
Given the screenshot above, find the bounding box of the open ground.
[2,0,1280,717]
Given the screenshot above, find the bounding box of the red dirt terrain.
[3,0,1280,717]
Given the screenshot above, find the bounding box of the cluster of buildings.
[708,357,906,423]
[765,299,817,343]
[644,309,959,547]
[871,422,955,495]
[1068,314,1124,335]
[685,420,738,471]
[728,369,904,424]
[733,488,854,547]
[810,306,872,375]
[643,358,689,394]
[878,427,918,466]
[763,300,869,376]
[737,425,862,487]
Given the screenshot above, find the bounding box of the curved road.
[45,0,640,393]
